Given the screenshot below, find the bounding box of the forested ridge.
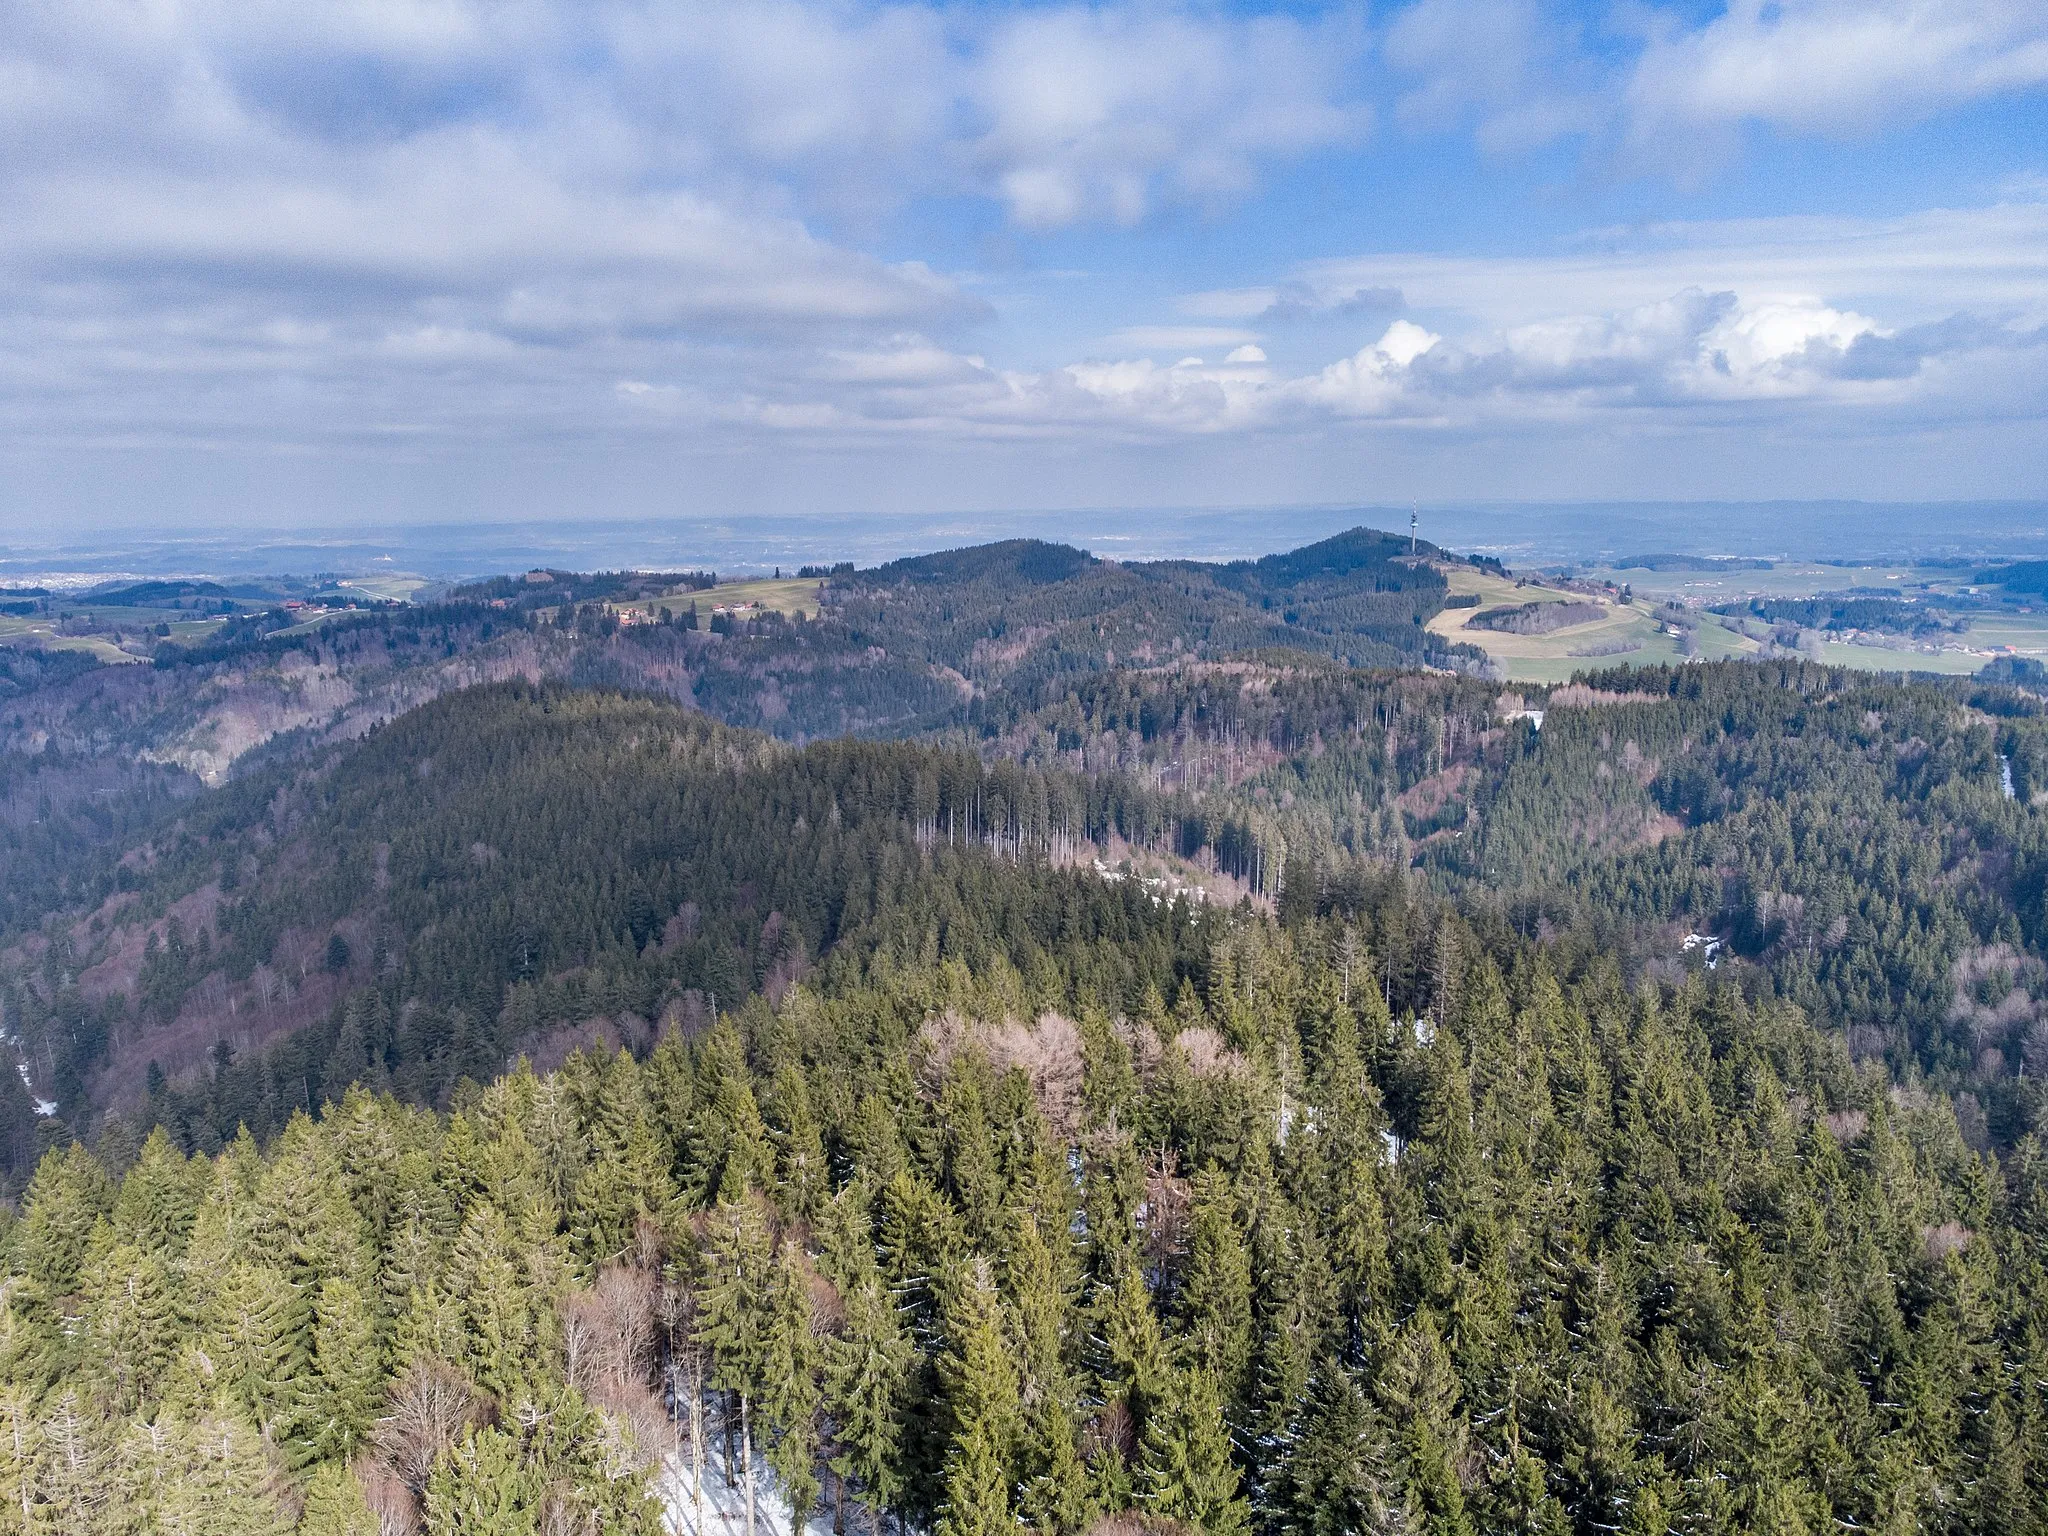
[0,531,1478,799]
[953,659,2048,1148]
[0,683,1224,1178]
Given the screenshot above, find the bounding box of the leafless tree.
[373,1357,482,1498]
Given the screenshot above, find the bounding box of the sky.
[3,0,2046,535]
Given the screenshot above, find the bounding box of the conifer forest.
[4,531,2048,1534]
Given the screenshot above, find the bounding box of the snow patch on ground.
[13,1059,55,1116]
[658,1442,842,1536]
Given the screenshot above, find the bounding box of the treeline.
[5,892,2046,1533]
[450,569,718,615]
[1709,597,1956,637]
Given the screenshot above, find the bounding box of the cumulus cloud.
[1297,321,1444,416]
[3,0,2045,517]
[708,281,2042,445]
[0,0,1378,470]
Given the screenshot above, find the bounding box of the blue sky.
[3,0,2046,532]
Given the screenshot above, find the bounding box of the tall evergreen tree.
[698,1197,777,1536]
[937,1258,1021,1536]
[1141,1365,1249,1536]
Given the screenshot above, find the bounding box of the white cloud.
[2,0,2045,518]
[1377,0,2048,178]
[711,276,2040,445]
[0,0,1379,472]
[1295,322,1443,416]
[1623,0,2048,147]
[967,6,1368,226]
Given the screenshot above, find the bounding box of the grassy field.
[1428,566,1765,683]
[1581,561,1959,605]
[1959,612,2048,655]
[335,573,430,603]
[613,575,825,622]
[1812,612,2048,677]
[0,615,147,663]
[1814,640,1985,676]
[1557,561,2048,680]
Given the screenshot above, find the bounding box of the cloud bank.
[1,1,2045,522]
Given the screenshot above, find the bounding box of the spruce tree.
[1267,1364,1414,1536]
[1096,1255,1169,1434]
[81,1242,179,1413]
[937,1258,1021,1536]
[288,1276,384,1466]
[1178,1173,1254,1404]
[826,1273,912,1533]
[206,1261,306,1439]
[698,1196,776,1536]
[444,1203,542,1403]
[1141,1365,1248,1536]
[1016,1391,1089,1536]
[768,1062,830,1223]
[761,1235,823,1536]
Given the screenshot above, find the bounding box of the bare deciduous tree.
[373,1357,482,1498]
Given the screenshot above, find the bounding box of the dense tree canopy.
[5,898,2045,1532]
[5,538,2048,1532]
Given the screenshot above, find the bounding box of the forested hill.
[14,655,2048,1174]
[5,598,2048,1525]
[5,854,2045,1531]
[0,528,1478,801]
[0,684,1218,1177]
[972,658,2048,1150]
[840,528,1467,692]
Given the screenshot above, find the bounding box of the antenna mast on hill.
[1410,504,1418,556]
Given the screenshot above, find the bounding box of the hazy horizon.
[6,499,2045,586]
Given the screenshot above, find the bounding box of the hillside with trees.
[0,531,1481,798]
[4,882,2044,1532]
[5,533,2048,1529]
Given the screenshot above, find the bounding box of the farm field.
[1959,611,2048,656]
[1429,565,1759,683]
[0,614,145,663]
[335,572,430,603]
[1814,640,1984,676]
[1580,561,1960,605]
[613,575,825,622]
[1765,609,2048,678]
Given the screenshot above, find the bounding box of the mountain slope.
[0,683,1216,1167]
